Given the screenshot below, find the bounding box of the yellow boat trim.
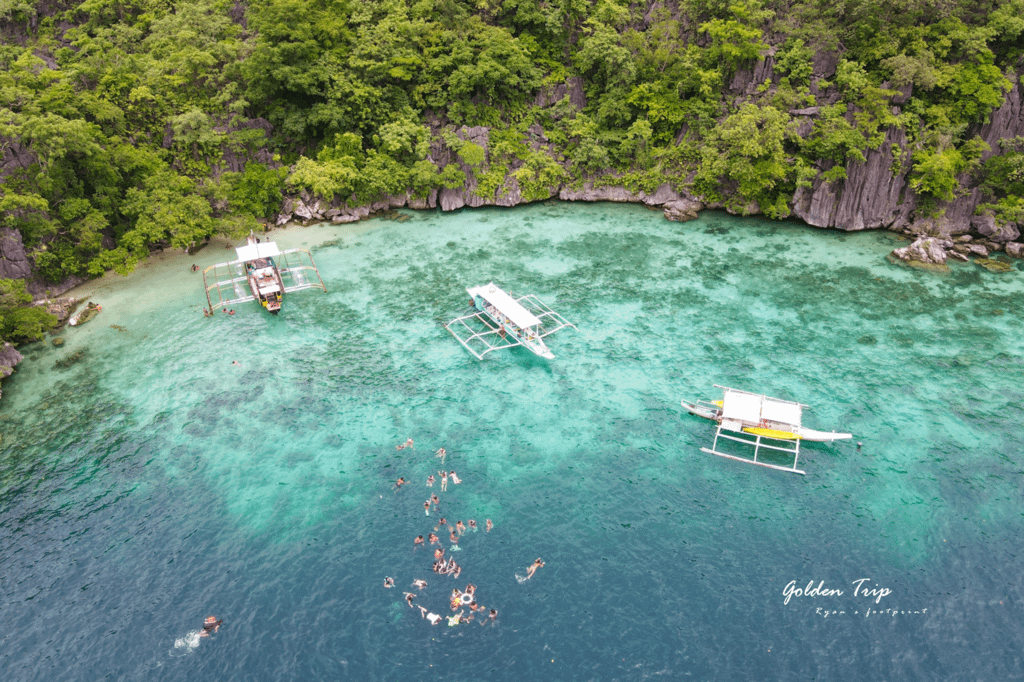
[743,427,801,440]
[713,400,723,407]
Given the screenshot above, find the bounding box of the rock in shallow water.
[891,237,952,267]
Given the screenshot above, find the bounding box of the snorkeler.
[486,519,493,532]
[200,616,222,637]
[428,533,439,545]
[414,535,424,546]
[426,474,435,487]
[403,592,416,607]
[394,477,406,490]
[449,471,461,485]
[383,577,395,588]
[413,579,427,590]
[435,447,446,463]
[525,558,545,579]
[467,519,477,531]
[455,520,465,536]
[439,471,448,491]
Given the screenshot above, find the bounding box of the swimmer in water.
[427,612,442,625]
[469,601,478,612]
[413,579,427,590]
[487,609,497,622]
[455,520,465,536]
[525,558,545,579]
[434,518,447,531]
[430,494,440,508]
[396,438,414,450]
[439,471,448,492]
[200,616,222,637]
[414,535,424,546]
[428,533,439,545]
[453,564,462,579]
[486,519,493,532]
[434,548,445,559]
[435,447,446,463]
[426,474,435,487]
[424,500,430,515]
[468,519,477,531]
[449,471,461,485]
[394,477,406,490]
[418,605,428,618]
[404,592,416,607]
[465,583,476,596]
[383,577,395,588]
[449,529,458,544]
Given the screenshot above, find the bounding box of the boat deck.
[446,292,576,360]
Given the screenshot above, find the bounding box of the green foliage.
[774,38,814,87]
[909,136,989,202]
[226,163,288,218]
[0,279,57,344]
[693,103,806,218]
[698,1,770,72]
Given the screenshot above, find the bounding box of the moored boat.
[69,301,101,326]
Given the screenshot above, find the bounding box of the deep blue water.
[1,203,1023,681]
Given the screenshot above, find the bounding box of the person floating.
[525,558,545,579]
[430,494,440,509]
[428,533,439,545]
[191,264,199,272]
[413,579,427,590]
[396,438,414,450]
[403,592,416,608]
[383,577,395,588]
[467,519,477,531]
[426,474,435,487]
[439,471,448,492]
[455,520,465,536]
[486,519,493,532]
[414,535,424,546]
[424,500,430,516]
[435,447,447,463]
[449,471,461,485]
[427,612,442,625]
[200,616,222,637]
[394,477,406,490]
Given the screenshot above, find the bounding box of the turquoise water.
[1,203,1022,680]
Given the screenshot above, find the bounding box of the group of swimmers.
[385,444,502,628]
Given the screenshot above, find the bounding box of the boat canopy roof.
[236,241,282,262]
[468,283,542,328]
[720,387,803,428]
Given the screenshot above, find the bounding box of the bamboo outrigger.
[202,233,326,315]
[682,385,852,475]
[445,282,576,360]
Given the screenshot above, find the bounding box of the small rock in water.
[975,257,1014,273]
[857,335,878,345]
[52,337,65,347]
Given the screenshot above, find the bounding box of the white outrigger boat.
[445,282,576,360]
[682,386,852,475]
[202,233,326,315]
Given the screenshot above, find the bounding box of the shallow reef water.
[0,202,1022,680]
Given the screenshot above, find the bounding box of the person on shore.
[526,558,545,579]
[200,616,222,637]
[486,519,493,532]
[383,577,395,588]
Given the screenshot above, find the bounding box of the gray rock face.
[0,228,32,280]
[1006,242,1024,258]
[891,237,953,265]
[793,126,913,231]
[663,198,704,222]
[641,183,681,206]
[0,342,23,379]
[558,183,641,203]
[407,189,438,210]
[971,214,1020,243]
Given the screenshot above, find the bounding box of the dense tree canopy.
[0,0,1022,344]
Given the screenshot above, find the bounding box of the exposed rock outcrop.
[970,215,1020,243]
[891,237,953,267]
[0,228,32,280]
